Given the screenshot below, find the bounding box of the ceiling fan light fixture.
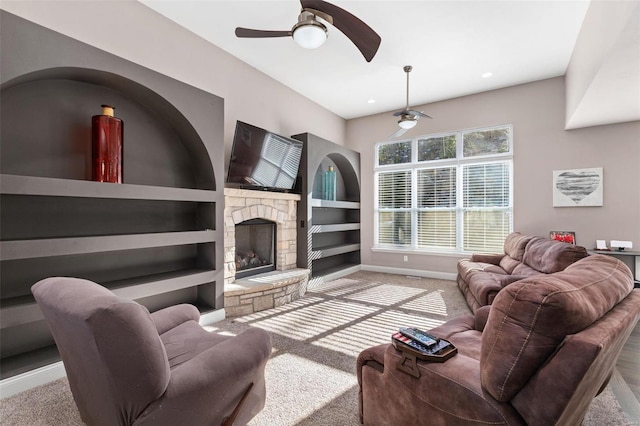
[398,119,417,130]
[292,21,328,49]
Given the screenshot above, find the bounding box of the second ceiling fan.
[390,65,432,139]
[235,0,381,62]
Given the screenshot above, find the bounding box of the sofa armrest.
[474,305,492,332]
[470,253,505,265]
[137,327,272,426]
[150,304,200,335]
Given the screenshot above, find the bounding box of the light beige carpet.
[0,271,634,425]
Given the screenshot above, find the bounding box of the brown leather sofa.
[32,277,272,426]
[358,254,640,425]
[457,232,588,313]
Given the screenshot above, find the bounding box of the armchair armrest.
[470,253,505,265]
[136,327,272,426]
[358,344,521,425]
[150,304,200,335]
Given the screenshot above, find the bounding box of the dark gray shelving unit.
[0,11,224,380]
[292,133,361,288]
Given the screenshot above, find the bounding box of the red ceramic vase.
[92,104,123,183]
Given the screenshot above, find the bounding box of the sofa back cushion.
[522,237,588,273]
[480,255,632,402]
[503,232,534,261]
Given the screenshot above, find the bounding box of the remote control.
[392,332,434,354]
[399,327,439,349]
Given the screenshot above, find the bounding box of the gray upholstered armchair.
[358,254,640,425]
[32,277,272,426]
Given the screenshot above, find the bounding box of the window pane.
[378,211,411,246]
[417,210,456,249]
[378,171,411,208]
[417,168,456,208]
[463,127,510,157]
[464,210,511,253]
[463,163,510,208]
[417,135,456,162]
[378,141,411,165]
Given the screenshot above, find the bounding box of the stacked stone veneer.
[224,188,300,285]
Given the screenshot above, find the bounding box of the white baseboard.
[361,264,457,281]
[0,361,66,399]
[199,308,226,326]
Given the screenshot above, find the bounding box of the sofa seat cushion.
[522,237,588,273]
[160,321,232,369]
[430,316,483,361]
[511,262,543,277]
[480,254,633,402]
[457,259,507,282]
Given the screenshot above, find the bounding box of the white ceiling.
[140,0,591,120]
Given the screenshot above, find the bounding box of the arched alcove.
[1,67,215,190]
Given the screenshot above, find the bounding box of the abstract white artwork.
[553,167,603,207]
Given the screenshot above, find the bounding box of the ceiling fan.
[390,65,432,139]
[235,0,381,62]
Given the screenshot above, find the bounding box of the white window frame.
[374,124,514,254]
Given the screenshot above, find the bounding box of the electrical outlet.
[403,255,408,262]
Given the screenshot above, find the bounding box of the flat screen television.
[226,121,303,192]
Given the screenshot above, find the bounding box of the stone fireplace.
[224,188,309,316]
[234,218,276,279]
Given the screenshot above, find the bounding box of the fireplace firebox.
[235,218,276,279]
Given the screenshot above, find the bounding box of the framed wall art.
[553,167,603,207]
[550,231,576,245]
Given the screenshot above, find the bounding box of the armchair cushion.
[151,304,200,335]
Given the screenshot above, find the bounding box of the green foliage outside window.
[378,141,411,165]
[463,128,510,157]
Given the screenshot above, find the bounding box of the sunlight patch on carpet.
[399,289,449,317]
[241,299,380,341]
[312,309,446,356]
[248,353,355,426]
[308,278,380,297]
[344,283,425,306]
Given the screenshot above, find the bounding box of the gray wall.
[0,0,347,172]
[346,77,640,274]
[4,1,639,277]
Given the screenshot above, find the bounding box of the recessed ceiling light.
[482,72,493,78]
[367,99,376,104]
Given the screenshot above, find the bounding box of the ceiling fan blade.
[390,127,408,139]
[235,28,292,38]
[407,110,432,119]
[392,110,410,117]
[301,0,381,62]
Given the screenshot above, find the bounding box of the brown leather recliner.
[358,254,640,425]
[32,277,272,426]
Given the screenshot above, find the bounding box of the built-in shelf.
[310,223,361,233]
[1,231,216,261]
[1,14,225,381]
[0,268,216,330]
[310,199,360,209]
[311,243,361,260]
[1,174,216,202]
[293,133,361,286]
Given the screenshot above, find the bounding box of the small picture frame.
[550,231,576,245]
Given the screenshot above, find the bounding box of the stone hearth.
[224,188,309,316]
